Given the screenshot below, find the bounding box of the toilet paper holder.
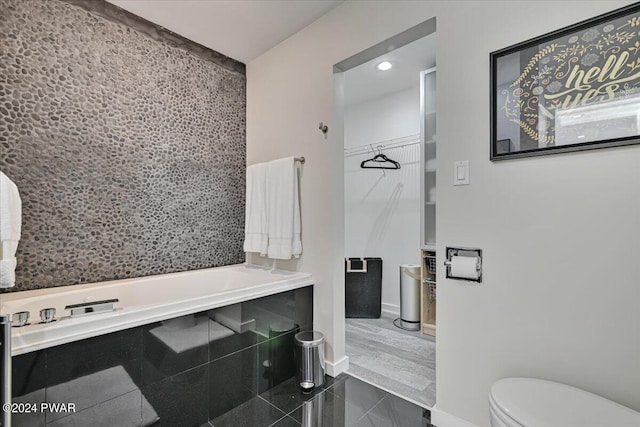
[443,247,482,283]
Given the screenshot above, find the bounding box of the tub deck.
[0,264,313,355]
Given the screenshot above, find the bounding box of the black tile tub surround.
[142,312,210,386]
[207,328,300,421]
[208,327,265,362]
[45,327,143,422]
[9,327,145,427]
[11,350,46,427]
[209,286,313,362]
[47,390,154,427]
[8,287,314,426]
[257,330,298,394]
[209,344,258,420]
[0,0,246,292]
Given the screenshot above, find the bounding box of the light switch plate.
[453,160,469,186]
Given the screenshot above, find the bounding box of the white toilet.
[489,377,640,427]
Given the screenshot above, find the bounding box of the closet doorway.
[336,23,437,408]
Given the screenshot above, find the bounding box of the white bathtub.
[0,264,313,355]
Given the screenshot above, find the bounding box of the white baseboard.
[325,355,349,377]
[381,302,400,318]
[431,405,479,427]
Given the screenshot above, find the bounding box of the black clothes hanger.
[360,152,401,170]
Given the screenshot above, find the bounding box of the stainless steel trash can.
[399,264,421,331]
[294,331,325,390]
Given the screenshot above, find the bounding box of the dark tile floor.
[204,374,434,427]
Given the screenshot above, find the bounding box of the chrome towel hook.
[318,122,328,138]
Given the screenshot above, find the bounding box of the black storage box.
[345,258,382,318]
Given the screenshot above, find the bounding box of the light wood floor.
[345,315,436,408]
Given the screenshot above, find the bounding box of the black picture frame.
[490,3,640,161]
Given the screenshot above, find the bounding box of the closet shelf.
[343,134,420,158]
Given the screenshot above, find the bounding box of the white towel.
[267,157,302,260]
[243,162,269,256]
[0,171,21,288]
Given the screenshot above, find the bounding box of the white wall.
[344,88,420,314]
[344,88,419,148]
[247,1,640,426]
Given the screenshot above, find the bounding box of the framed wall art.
[490,3,640,160]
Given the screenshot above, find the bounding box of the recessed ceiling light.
[377,61,392,71]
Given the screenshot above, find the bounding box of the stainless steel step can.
[400,264,421,331]
[294,331,325,390]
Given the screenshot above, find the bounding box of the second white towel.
[267,157,302,260]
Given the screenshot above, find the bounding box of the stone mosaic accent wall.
[0,0,246,291]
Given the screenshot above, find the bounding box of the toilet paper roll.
[450,256,479,280]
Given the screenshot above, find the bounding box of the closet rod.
[343,134,420,157]
[344,140,420,158]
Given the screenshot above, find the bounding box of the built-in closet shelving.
[421,250,437,336]
[419,67,436,336]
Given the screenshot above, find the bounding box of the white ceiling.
[107,0,344,64]
[344,33,436,107]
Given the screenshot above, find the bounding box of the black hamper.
[345,258,382,318]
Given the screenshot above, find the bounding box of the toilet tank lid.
[490,378,640,427]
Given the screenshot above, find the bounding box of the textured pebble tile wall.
[0,0,246,292]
